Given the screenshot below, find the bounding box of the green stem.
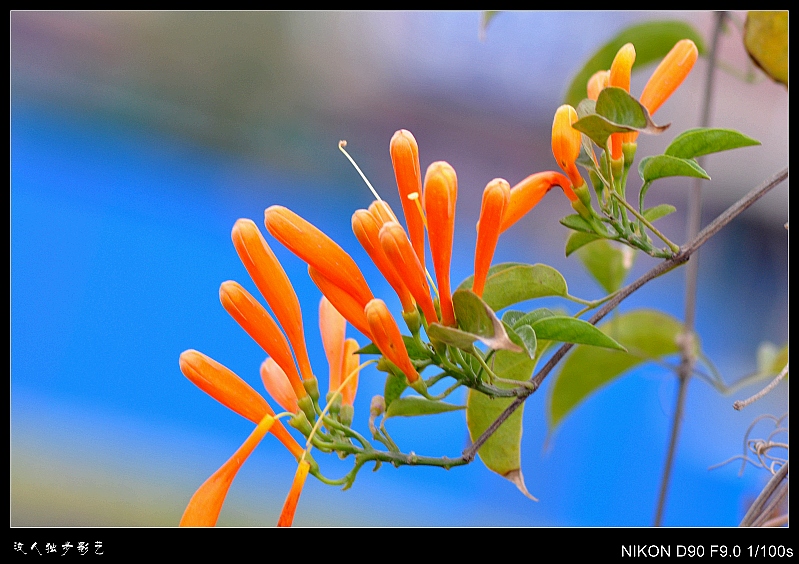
[611,192,680,253]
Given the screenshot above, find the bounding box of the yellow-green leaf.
[744,11,788,86]
[385,396,465,418]
[458,263,569,312]
[576,239,636,294]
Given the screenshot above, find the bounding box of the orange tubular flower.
[277,459,311,527]
[368,200,399,225]
[423,161,457,327]
[640,39,698,116]
[219,281,307,401]
[609,43,636,159]
[180,414,275,527]
[389,129,426,269]
[179,350,303,458]
[587,69,610,101]
[364,298,419,383]
[352,209,416,314]
[260,358,299,414]
[340,338,360,406]
[378,221,439,324]
[231,219,313,382]
[308,266,372,340]
[500,171,573,233]
[319,296,346,392]
[552,104,584,192]
[473,179,510,297]
[264,205,373,308]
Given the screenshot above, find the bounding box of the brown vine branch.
[739,461,789,527]
[733,362,789,411]
[461,166,788,463]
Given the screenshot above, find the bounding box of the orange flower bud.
[180,414,275,527]
[352,209,415,313]
[586,70,610,101]
[319,296,346,393]
[609,43,636,160]
[368,199,399,224]
[552,104,584,189]
[423,161,458,327]
[260,358,299,414]
[340,338,360,407]
[264,205,373,308]
[231,219,313,382]
[640,39,698,116]
[308,266,372,340]
[364,298,419,383]
[390,129,426,269]
[500,171,573,233]
[277,459,311,527]
[473,179,510,297]
[179,350,303,458]
[219,281,306,401]
[378,221,438,324]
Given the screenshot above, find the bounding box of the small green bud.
[339,404,354,427]
[325,390,342,416]
[297,395,316,425]
[289,410,314,436]
[302,377,320,402]
[402,308,421,335]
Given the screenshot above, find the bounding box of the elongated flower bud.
[352,209,415,313]
[552,105,584,190]
[277,459,311,527]
[264,205,373,308]
[640,39,698,116]
[587,70,610,101]
[340,338,360,407]
[364,298,419,383]
[232,219,313,382]
[379,221,438,324]
[390,129,426,269]
[260,358,299,414]
[609,43,636,160]
[180,414,275,527]
[319,296,346,393]
[368,200,399,224]
[219,281,306,401]
[179,350,303,458]
[308,266,372,340]
[423,161,457,327]
[500,171,573,233]
[473,179,510,297]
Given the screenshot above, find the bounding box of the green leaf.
[643,204,677,223]
[665,128,761,159]
[564,20,706,107]
[514,325,538,359]
[383,371,408,409]
[560,214,595,233]
[574,88,669,147]
[548,309,688,431]
[451,290,523,353]
[512,308,557,329]
[427,323,482,351]
[357,335,431,360]
[504,322,534,359]
[467,347,539,500]
[744,11,788,86]
[501,310,526,327]
[565,231,601,257]
[458,263,569,312]
[576,239,636,294]
[756,342,788,376]
[385,396,465,418]
[479,11,501,41]
[638,154,710,183]
[531,316,626,351]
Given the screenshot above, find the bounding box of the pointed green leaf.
[512,308,557,329]
[560,214,595,233]
[744,11,788,86]
[427,323,482,351]
[531,316,626,351]
[458,263,569,312]
[564,20,706,107]
[576,239,636,294]
[514,325,537,359]
[565,231,601,257]
[383,371,408,409]
[385,396,465,418]
[467,346,538,500]
[357,335,431,360]
[452,290,523,353]
[501,310,527,327]
[643,204,677,223]
[638,154,710,183]
[574,88,669,147]
[503,322,534,359]
[665,128,761,159]
[548,309,689,431]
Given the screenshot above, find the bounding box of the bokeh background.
[11,11,788,527]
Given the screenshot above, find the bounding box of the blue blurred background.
[11,11,788,527]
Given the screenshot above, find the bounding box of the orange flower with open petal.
[390,129,426,269]
[180,414,275,527]
[473,178,510,297]
[423,161,457,327]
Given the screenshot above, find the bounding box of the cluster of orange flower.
[178,38,696,527]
